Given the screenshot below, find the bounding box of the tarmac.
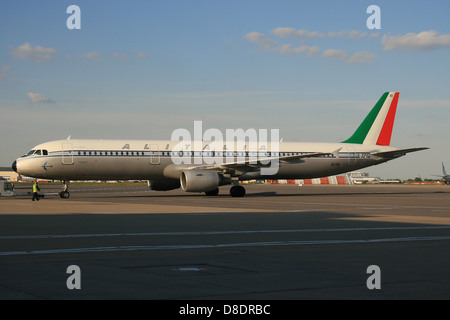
[1,183,449,301]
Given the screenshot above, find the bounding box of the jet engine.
[180,170,222,192]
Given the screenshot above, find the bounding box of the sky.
[1,0,449,179]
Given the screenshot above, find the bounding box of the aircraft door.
[345,146,356,166]
[149,144,160,165]
[62,142,74,165]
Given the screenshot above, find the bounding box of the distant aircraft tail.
[343,92,399,146]
[443,163,447,176]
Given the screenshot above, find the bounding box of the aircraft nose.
[12,160,17,173]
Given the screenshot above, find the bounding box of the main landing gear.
[205,188,219,196]
[230,185,245,197]
[203,185,246,197]
[229,178,245,197]
[59,180,70,199]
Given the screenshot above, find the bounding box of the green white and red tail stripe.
[343,92,399,146]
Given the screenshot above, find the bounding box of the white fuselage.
[14,139,394,182]
[11,92,427,197]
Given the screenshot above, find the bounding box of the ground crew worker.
[32,180,40,201]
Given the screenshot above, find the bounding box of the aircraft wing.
[371,147,429,159]
[189,149,341,175]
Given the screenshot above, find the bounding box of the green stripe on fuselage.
[342,92,388,144]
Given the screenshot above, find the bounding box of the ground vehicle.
[0,179,15,197]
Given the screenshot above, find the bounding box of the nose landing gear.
[59,181,70,199]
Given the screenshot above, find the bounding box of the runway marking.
[203,198,450,211]
[1,235,450,256]
[336,215,450,225]
[1,212,34,214]
[1,226,450,240]
[362,207,396,210]
[284,209,324,212]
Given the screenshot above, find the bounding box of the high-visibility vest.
[33,183,39,193]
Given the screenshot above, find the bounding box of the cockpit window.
[25,149,47,157]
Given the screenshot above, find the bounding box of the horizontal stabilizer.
[372,147,428,158]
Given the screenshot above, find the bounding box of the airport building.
[346,172,380,184]
[267,175,352,185]
[267,172,380,185]
[0,167,18,182]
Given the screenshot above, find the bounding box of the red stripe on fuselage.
[376,92,399,146]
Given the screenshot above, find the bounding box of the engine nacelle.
[180,170,221,192]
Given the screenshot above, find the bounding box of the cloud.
[135,51,150,59]
[84,51,102,61]
[328,30,368,39]
[244,29,375,63]
[368,33,381,39]
[322,49,348,60]
[0,66,11,82]
[322,49,376,64]
[347,51,376,64]
[10,42,57,62]
[279,44,320,56]
[27,92,55,103]
[271,27,325,39]
[243,32,320,57]
[272,28,376,40]
[243,32,278,50]
[382,30,450,51]
[112,52,129,62]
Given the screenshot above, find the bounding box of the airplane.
[434,163,450,185]
[12,92,428,198]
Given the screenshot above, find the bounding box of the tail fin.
[443,163,447,176]
[343,92,399,145]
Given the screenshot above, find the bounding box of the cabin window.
[42,150,48,156]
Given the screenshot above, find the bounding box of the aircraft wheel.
[60,191,70,199]
[205,188,219,196]
[230,185,245,197]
